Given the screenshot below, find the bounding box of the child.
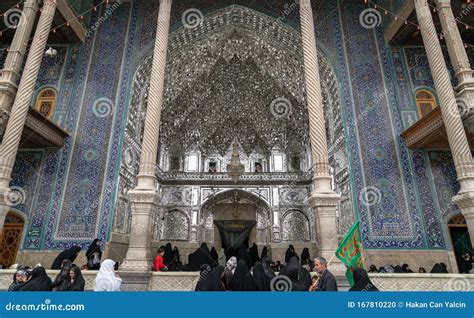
[153,247,167,272]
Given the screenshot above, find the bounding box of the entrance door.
[214,220,256,249]
[448,214,472,273]
[0,212,24,269]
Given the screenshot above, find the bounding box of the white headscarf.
[94,259,122,292]
[225,256,237,273]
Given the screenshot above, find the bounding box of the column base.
[309,191,345,276]
[117,271,152,291]
[120,189,160,272]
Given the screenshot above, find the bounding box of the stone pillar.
[120,0,172,276]
[0,0,39,136]
[415,0,474,244]
[436,0,474,137]
[299,0,341,265]
[0,0,57,231]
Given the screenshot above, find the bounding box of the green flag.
[335,221,364,287]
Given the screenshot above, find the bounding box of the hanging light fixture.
[226,142,244,183]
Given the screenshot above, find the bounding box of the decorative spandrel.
[281,210,311,242]
[161,210,189,241]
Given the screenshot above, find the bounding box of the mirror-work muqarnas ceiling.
[129,5,340,156]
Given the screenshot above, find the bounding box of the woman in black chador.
[230,260,256,291]
[281,257,311,291]
[249,243,260,267]
[210,247,219,267]
[188,243,214,271]
[86,239,102,270]
[19,267,53,291]
[51,246,81,270]
[163,243,173,268]
[252,258,275,291]
[52,260,72,291]
[60,265,85,291]
[349,267,379,291]
[195,265,225,291]
[300,248,310,266]
[285,245,297,264]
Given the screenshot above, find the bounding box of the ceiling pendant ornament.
[226,142,245,183]
[129,5,338,156]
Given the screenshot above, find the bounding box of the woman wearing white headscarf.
[222,256,237,290]
[94,259,122,291]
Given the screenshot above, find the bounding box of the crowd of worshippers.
[367,263,452,274]
[153,243,315,272]
[6,238,124,292]
[154,243,378,291]
[7,259,122,292]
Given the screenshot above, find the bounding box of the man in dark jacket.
[313,257,338,291]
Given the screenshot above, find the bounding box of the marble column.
[0,0,39,136]
[415,0,474,244]
[121,0,172,274]
[0,0,57,231]
[299,0,341,265]
[435,0,474,134]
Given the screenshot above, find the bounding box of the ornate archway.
[200,189,272,250]
[115,5,353,247]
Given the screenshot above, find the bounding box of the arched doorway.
[200,189,271,252]
[448,214,472,273]
[114,5,352,257]
[0,212,25,269]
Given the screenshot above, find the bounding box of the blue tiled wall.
[10,0,466,251]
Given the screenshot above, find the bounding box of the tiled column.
[299,0,341,264]
[0,0,57,231]
[415,0,474,244]
[435,0,474,133]
[121,0,172,274]
[0,0,39,136]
